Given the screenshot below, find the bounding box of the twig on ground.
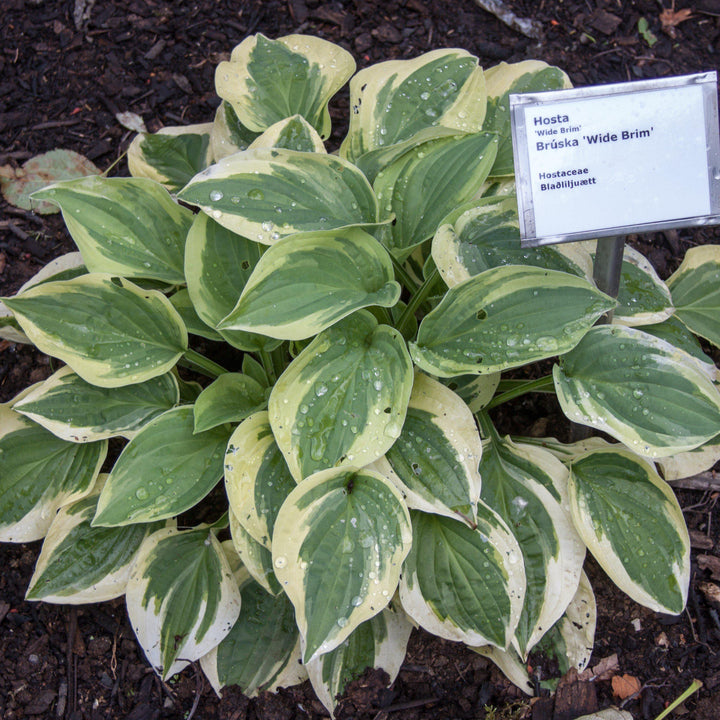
[668,472,720,492]
[185,665,203,720]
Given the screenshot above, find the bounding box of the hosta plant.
[2,33,720,714]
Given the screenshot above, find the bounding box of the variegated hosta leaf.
[656,434,720,481]
[373,132,499,257]
[517,436,617,466]
[0,314,31,344]
[13,366,179,442]
[667,244,720,348]
[432,196,590,287]
[229,510,282,595]
[554,325,720,457]
[218,229,400,340]
[479,433,585,658]
[225,412,297,549]
[0,389,107,542]
[482,60,572,177]
[0,251,86,344]
[127,123,214,192]
[475,177,516,200]
[32,176,193,284]
[11,251,86,285]
[215,33,355,139]
[248,114,326,153]
[178,147,379,244]
[443,372,501,412]
[3,274,188,388]
[126,526,242,679]
[269,311,413,481]
[568,448,690,614]
[609,245,673,326]
[399,507,525,648]
[184,212,277,352]
[534,570,596,676]
[272,467,412,662]
[470,644,533,695]
[306,605,413,716]
[243,354,270,389]
[169,288,223,341]
[193,373,267,433]
[340,48,486,171]
[371,372,482,521]
[93,407,231,526]
[642,314,716,381]
[26,483,164,603]
[174,373,203,403]
[411,266,615,377]
[200,574,299,696]
[211,101,261,161]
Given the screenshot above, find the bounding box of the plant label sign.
[510,72,720,247]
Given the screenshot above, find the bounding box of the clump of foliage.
[1,33,719,714]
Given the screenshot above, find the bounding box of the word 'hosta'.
[2,33,720,714]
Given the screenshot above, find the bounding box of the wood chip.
[406,0,429,13]
[697,554,720,581]
[554,668,598,720]
[588,9,623,35]
[144,39,165,60]
[471,0,544,40]
[372,24,403,43]
[287,0,308,23]
[312,7,347,26]
[698,581,720,605]
[689,529,715,551]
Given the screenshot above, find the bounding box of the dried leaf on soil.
[660,8,693,29]
[0,149,100,214]
[611,673,642,700]
[578,653,619,682]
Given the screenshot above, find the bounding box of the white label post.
[510,72,720,248]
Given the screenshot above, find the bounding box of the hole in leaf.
[476,309,487,320]
[383,407,391,414]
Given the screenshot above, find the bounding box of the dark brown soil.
[1,1,720,719]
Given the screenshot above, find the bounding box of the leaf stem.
[180,349,228,378]
[270,346,286,380]
[475,410,500,443]
[653,680,702,720]
[484,375,555,410]
[396,268,440,337]
[260,349,278,385]
[390,254,420,295]
[376,306,394,326]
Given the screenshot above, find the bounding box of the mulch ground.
[1,1,719,719]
